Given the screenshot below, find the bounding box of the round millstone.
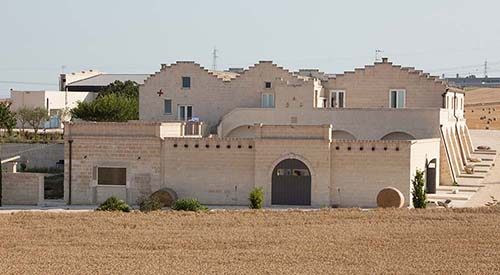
[150,188,178,207]
[377,187,404,208]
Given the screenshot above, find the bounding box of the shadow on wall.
[331,130,356,140]
[380,132,416,140]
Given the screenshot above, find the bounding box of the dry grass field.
[1,207,500,274]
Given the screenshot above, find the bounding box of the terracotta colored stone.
[377,187,404,208]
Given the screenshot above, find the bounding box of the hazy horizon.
[1,0,500,97]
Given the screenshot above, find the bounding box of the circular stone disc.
[150,188,178,207]
[376,187,404,208]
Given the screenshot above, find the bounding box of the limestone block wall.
[1,143,64,168]
[253,139,332,207]
[139,61,308,132]
[323,61,446,108]
[330,140,412,208]
[64,136,162,205]
[2,172,44,205]
[219,108,441,140]
[162,138,256,205]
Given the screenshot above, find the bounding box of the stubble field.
[1,207,500,274]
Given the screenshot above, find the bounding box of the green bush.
[412,169,427,209]
[249,187,264,209]
[96,196,131,212]
[171,198,208,212]
[138,196,163,212]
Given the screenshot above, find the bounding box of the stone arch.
[268,153,316,180]
[331,130,356,140]
[225,125,255,138]
[380,131,416,140]
[271,158,312,205]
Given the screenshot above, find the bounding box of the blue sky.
[1,0,500,97]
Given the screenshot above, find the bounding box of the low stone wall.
[2,172,44,205]
[1,143,64,168]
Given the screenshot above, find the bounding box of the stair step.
[458,174,485,179]
[427,193,471,201]
[436,186,480,192]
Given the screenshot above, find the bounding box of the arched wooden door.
[272,159,311,205]
[426,159,437,194]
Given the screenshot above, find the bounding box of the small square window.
[164,99,172,114]
[182,77,191,89]
[265,82,272,89]
[98,167,126,185]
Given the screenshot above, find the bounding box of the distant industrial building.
[446,75,500,88]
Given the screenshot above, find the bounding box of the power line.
[0,80,57,86]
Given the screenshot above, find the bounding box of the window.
[390,90,406,108]
[261,93,275,108]
[276,169,310,176]
[98,167,126,185]
[178,105,193,121]
[265,82,272,89]
[330,90,345,108]
[182,77,191,89]
[164,99,172,114]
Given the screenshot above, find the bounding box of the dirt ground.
[1,208,500,274]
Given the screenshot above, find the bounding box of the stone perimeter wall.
[64,123,440,207]
[2,172,44,205]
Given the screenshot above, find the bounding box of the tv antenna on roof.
[212,47,219,71]
[375,49,383,62]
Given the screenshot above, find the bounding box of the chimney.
[456,73,459,78]
[382,57,388,63]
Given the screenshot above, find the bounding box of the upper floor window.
[178,105,192,121]
[390,89,406,108]
[261,93,275,108]
[265,82,272,89]
[182,77,191,89]
[330,90,345,108]
[164,99,172,114]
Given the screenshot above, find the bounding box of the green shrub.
[171,198,207,212]
[412,169,427,209]
[249,187,264,209]
[96,196,131,212]
[138,196,163,212]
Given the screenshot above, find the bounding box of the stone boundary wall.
[330,139,413,208]
[2,172,44,205]
[1,143,64,168]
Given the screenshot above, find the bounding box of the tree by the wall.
[98,80,139,99]
[25,107,49,135]
[0,102,16,136]
[412,169,427,209]
[16,107,31,134]
[71,81,139,122]
[71,93,139,122]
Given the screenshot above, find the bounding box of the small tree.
[0,102,16,136]
[249,187,264,209]
[412,169,427,209]
[26,107,49,135]
[16,107,31,135]
[71,93,138,122]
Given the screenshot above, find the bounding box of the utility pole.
[212,47,218,71]
[484,59,488,78]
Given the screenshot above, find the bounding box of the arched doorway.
[426,159,437,194]
[272,159,311,205]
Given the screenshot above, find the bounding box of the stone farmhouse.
[63,58,489,208]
